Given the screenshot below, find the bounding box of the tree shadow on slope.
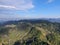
[14,41,21,45]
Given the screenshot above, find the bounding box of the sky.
[0,0,60,20]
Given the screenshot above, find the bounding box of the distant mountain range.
[47,18,60,23]
[0,18,60,23]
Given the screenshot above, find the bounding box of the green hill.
[0,20,60,45]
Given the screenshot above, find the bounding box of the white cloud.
[0,0,34,10]
[47,0,54,3]
[0,5,16,9]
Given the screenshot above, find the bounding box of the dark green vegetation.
[0,20,60,45]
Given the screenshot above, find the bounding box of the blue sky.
[0,0,60,20]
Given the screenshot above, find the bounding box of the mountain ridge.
[0,19,60,45]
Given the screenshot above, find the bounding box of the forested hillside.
[0,20,60,45]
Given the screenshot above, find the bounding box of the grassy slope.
[0,21,60,45]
